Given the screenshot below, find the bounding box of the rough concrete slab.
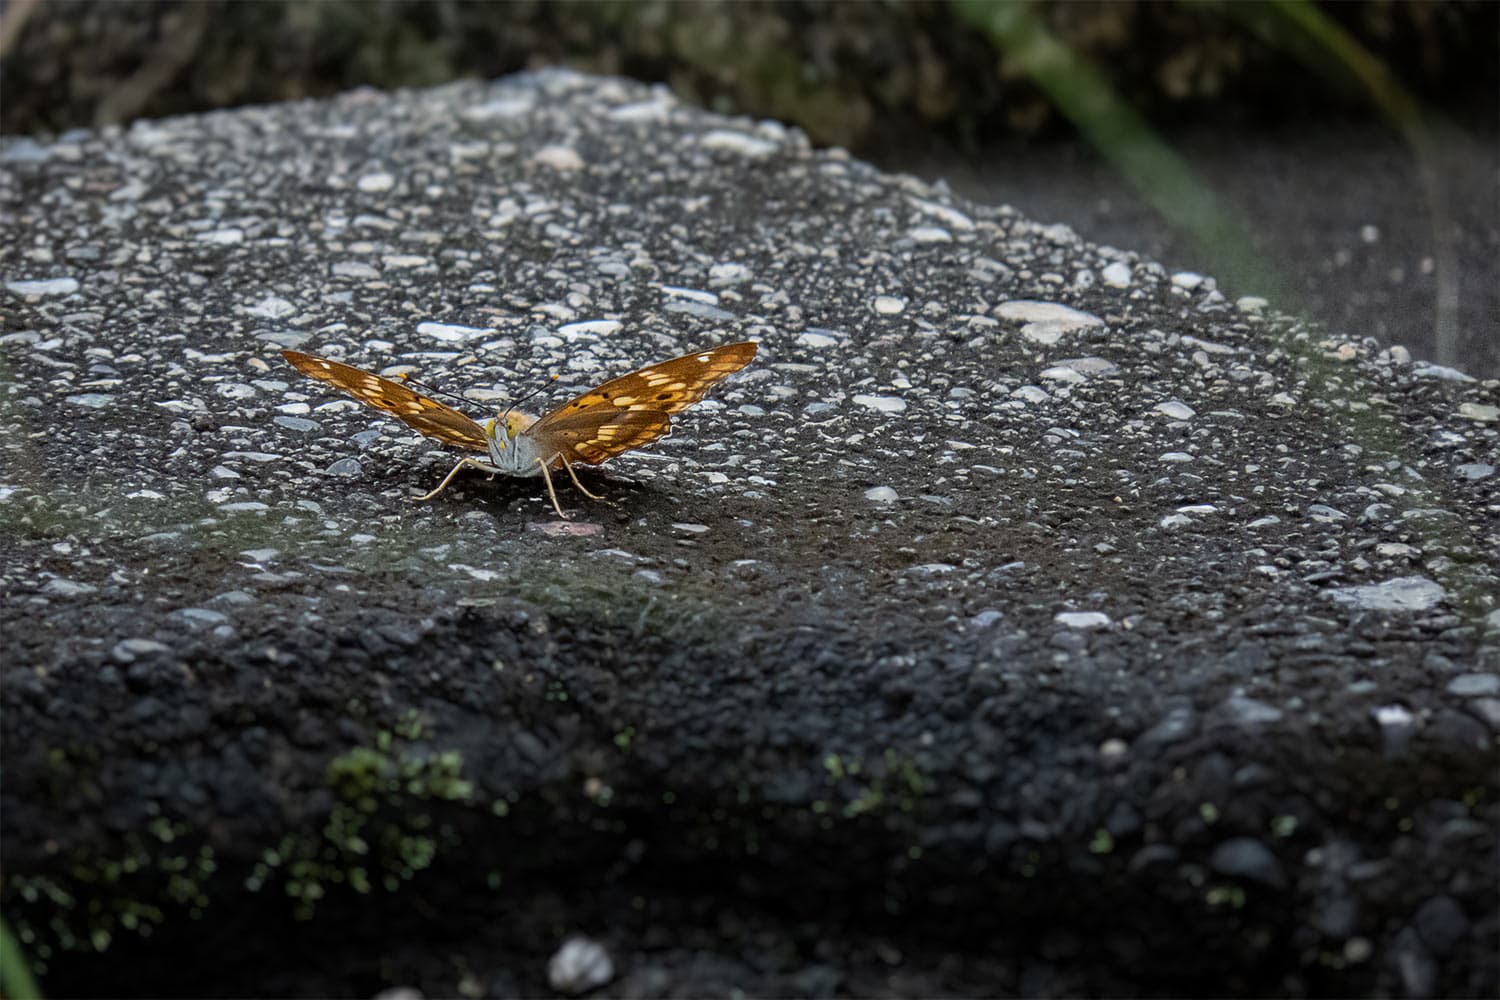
[2,70,1497,997]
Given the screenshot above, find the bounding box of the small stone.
[372,988,424,1000]
[863,486,898,503]
[1326,576,1446,612]
[42,578,96,596]
[247,295,296,319]
[111,638,170,663]
[699,130,777,158]
[326,458,362,476]
[1055,611,1110,629]
[1101,262,1132,287]
[356,171,396,192]
[332,261,380,279]
[1412,362,1474,383]
[65,393,114,408]
[1155,400,1195,420]
[273,416,319,433]
[1372,704,1415,756]
[557,320,622,339]
[906,225,952,243]
[416,321,493,342]
[1307,504,1348,522]
[1215,696,1282,727]
[7,277,79,296]
[1209,837,1286,888]
[1394,927,1437,999]
[1413,895,1468,956]
[531,145,585,171]
[1446,673,1500,697]
[1455,463,1494,480]
[1456,402,1496,422]
[1140,706,1197,746]
[547,936,614,995]
[707,263,751,286]
[873,296,907,314]
[172,608,229,627]
[853,394,906,413]
[198,228,244,244]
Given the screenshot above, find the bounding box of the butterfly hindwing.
[527,341,757,465]
[282,351,490,452]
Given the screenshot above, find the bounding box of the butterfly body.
[281,341,756,516]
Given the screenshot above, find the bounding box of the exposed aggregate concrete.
[2,70,1497,997]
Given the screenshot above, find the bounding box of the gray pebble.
[111,638,171,663]
[1413,895,1468,956]
[172,608,229,627]
[1446,673,1500,697]
[1209,837,1286,888]
[1326,576,1446,612]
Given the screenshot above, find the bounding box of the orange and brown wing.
[282,350,490,452]
[526,341,757,465]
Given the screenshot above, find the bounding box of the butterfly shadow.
[431,464,658,523]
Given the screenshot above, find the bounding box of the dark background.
[2,0,1496,374]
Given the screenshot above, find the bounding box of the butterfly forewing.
[527,341,757,465]
[282,350,490,452]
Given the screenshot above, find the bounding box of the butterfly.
[281,341,757,518]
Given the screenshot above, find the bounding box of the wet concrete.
[2,70,1496,997]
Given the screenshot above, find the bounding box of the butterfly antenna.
[501,373,561,424]
[396,372,473,408]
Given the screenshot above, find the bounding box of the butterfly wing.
[525,341,757,465]
[282,351,490,452]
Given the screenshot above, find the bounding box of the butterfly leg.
[559,455,605,501]
[534,458,570,519]
[413,457,504,502]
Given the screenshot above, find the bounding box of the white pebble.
[1055,611,1111,629]
[7,277,79,296]
[853,394,906,413]
[531,145,585,171]
[357,172,396,193]
[547,936,614,995]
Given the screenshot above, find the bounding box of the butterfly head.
[482,411,539,469]
[491,411,537,440]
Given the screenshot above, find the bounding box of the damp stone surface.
[2,70,1497,997]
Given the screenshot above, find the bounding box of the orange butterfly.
[282,342,757,518]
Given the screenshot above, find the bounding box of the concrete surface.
[2,71,1497,997]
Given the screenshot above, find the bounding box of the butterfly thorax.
[483,411,549,476]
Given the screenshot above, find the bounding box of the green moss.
[820,748,931,822]
[1206,884,1247,908]
[4,725,491,962]
[1270,814,1299,838]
